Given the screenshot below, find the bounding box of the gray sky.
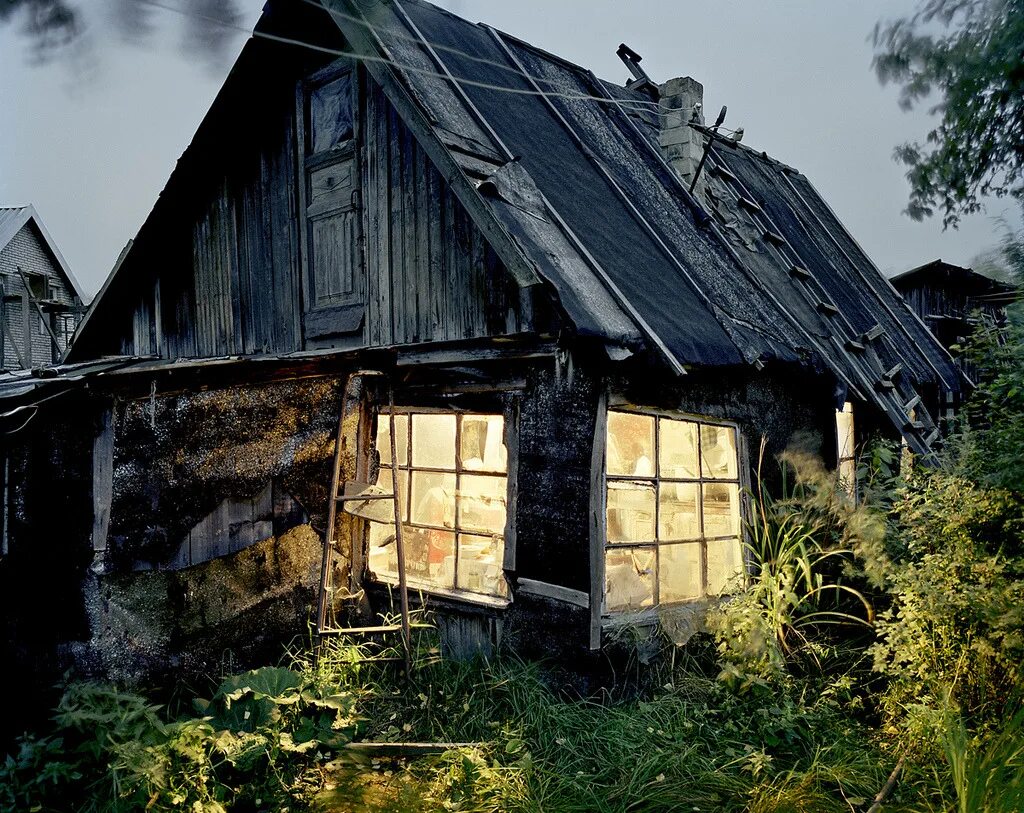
[1,0,1018,298]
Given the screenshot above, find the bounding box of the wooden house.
[0,205,85,369]
[892,259,1018,390]
[0,0,963,689]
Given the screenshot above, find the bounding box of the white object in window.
[366,410,510,601]
[604,410,745,613]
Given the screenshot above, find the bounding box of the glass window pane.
[707,538,745,595]
[403,527,455,591]
[411,414,457,469]
[702,483,740,538]
[659,542,703,603]
[374,466,409,523]
[458,474,507,535]
[460,415,507,472]
[376,414,408,467]
[457,533,508,598]
[411,471,456,528]
[659,418,699,479]
[658,482,700,541]
[607,481,655,543]
[309,73,353,154]
[367,521,398,581]
[700,424,738,479]
[605,547,655,611]
[607,412,655,476]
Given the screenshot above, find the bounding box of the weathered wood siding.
[92,64,534,363]
[123,94,303,359]
[354,84,529,348]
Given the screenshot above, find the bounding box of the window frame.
[601,405,747,616]
[365,405,514,607]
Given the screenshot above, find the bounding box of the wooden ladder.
[316,370,413,674]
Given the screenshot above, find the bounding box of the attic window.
[308,71,354,155]
[604,410,745,612]
[366,410,510,601]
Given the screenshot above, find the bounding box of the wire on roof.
[137,0,667,116]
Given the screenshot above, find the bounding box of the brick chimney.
[659,76,706,197]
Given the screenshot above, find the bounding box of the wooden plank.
[153,277,163,358]
[502,399,519,573]
[399,121,415,339]
[443,185,457,342]
[517,577,589,609]
[305,304,365,338]
[375,91,393,346]
[21,291,31,366]
[92,407,114,552]
[588,389,608,650]
[340,742,476,758]
[427,166,445,340]
[415,136,430,342]
[388,109,404,344]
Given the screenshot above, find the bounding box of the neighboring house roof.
[892,259,1019,306]
[0,204,87,301]
[71,0,964,454]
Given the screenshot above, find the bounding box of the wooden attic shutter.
[298,62,365,339]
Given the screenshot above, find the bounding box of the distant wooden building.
[891,260,1017,383]
[0,205,85,368]
[0,0,965,694]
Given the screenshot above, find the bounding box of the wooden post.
[388,388,413,675]
[588,390,608,650]
[21,290,31,367]
[92,407,114,552]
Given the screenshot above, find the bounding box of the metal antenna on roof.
[689,105,728,194]
[616,43,659,97]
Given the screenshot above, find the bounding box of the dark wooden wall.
[84,58,534,363]
[361,85,530,348]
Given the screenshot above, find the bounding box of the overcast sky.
[1,0,1018,299]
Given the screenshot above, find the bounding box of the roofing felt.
[328,0,965,452]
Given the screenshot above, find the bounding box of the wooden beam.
[588,389,608,650]
[92,406,114,552]
[517,578,589,609]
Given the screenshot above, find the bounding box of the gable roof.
[323,0,962,451]
[71,0,964,454]
[0,204,87,301]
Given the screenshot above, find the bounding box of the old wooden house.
[0,205,84,369]
[892,259,1018,391]
[0,0,963,691]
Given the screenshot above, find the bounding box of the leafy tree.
[872,0,1024,227]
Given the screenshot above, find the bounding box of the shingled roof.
[319,0,962,451]
[69,0,964,453]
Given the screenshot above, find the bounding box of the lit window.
[836,402,856,493]
[604,410,744,612]
[366,411,509,601]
